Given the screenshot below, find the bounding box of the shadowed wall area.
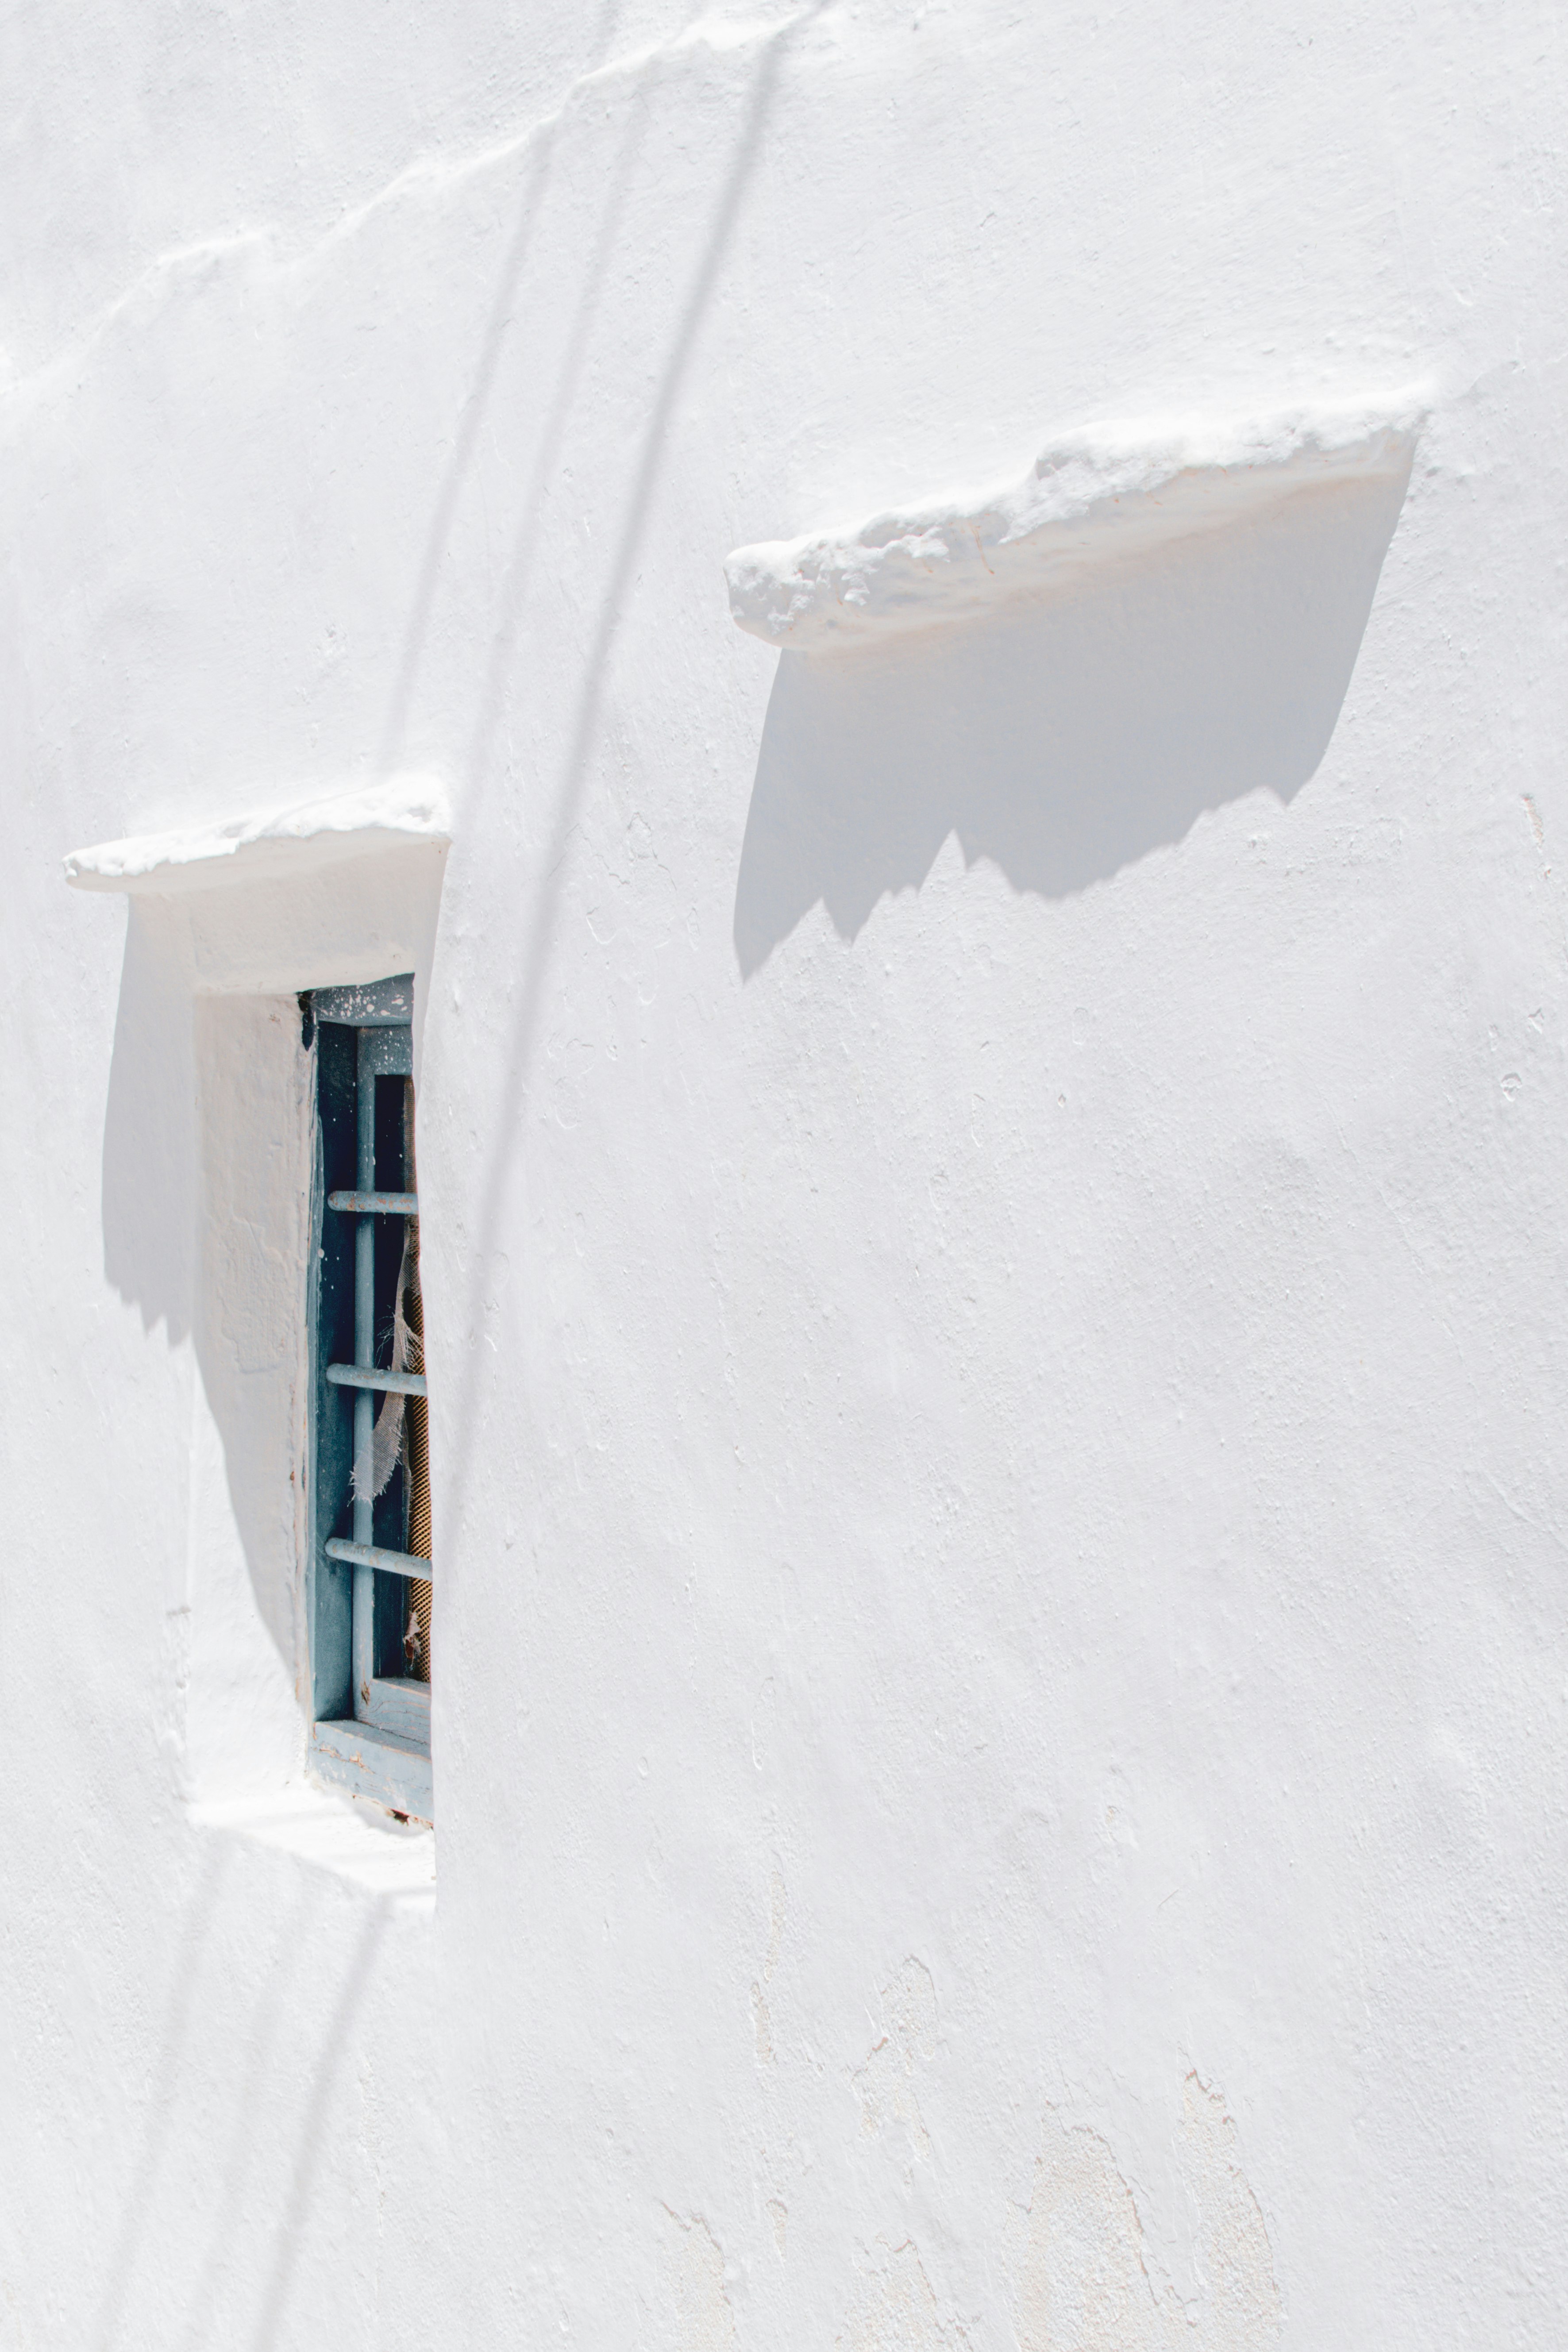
[734,463,1412,974]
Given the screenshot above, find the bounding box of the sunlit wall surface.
[1,4,1563,2346]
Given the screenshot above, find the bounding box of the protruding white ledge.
[64,772,451,895]
[726,386,1430,654]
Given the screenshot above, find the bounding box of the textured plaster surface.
[3,2,1566,2348]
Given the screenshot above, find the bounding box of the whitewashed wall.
[3,4,1564,2346]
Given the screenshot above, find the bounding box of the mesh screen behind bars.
[403,1081,432,1684]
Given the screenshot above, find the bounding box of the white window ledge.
[725,385,1430,655]
[63,773,451,896]
[190,1785,435,1905]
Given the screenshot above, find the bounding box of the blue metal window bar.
[305,974,433,1820]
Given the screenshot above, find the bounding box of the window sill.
[364,1676,430,1744]
[310,1718,433,1826]
[190,1783,435,1903]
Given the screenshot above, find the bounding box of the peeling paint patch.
[664,2212,740,2352]
[1014,2078,1281,2352]
[1175,2076,1283,2350]
[839,2240,957,2351]
[751,1869,786,2067]
[851,1959,938,2167]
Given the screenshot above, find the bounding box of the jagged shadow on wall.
[733,466,1413,977]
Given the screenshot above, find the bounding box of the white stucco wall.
[3,4,1565,2345]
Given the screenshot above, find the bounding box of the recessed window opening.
[304,972,433,1822]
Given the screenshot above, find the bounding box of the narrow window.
[304,973,433,1822]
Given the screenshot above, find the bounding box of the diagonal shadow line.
[376,0,676,778]
[374,124,562,778]
[92,1849,227,2352]
[456,64,660,799]
[441,8,825,1533]
[244,1905,388,2352]
[174,1894,312,2352]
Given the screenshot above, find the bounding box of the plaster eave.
[63,773,451,896]
[725,385,1431,654]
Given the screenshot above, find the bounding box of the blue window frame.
[304,973,433,1822]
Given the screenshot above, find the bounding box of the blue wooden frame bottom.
[311,1719,433,1824]
[307,975,433,1830]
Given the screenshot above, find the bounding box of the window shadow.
[90,1848,226,2352]
[733,464,1414,977]
[87,1853,391,2350]
[101,900,197,1342]
[243,1904,386,2352]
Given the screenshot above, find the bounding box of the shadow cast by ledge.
[733,466,1412,976]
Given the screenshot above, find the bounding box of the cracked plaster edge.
[1003,2075,1284,2348]
[725,381,1433,654]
